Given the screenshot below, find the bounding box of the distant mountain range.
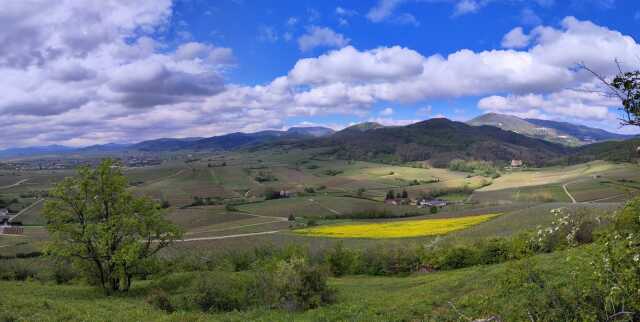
[1,116,637,165]
[467,113,634,146]
[289,118,568,166]
[0,127,335,159]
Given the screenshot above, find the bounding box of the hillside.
[467,113,633,146]
[0,127,335,158]
[569,138,640,163]
[293,118,567,166]
[525,118,633,142]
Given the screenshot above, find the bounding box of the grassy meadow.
[1,149,640,321]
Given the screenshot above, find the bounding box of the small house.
[510,160,523,167]
[0,209,10,224]
[418,199,447,208]
[0,224,23,235]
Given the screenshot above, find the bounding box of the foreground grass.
[0,247,590,322]
[295,213,500,239]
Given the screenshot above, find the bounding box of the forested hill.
[289,118,568,166]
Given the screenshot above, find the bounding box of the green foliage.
[448,159,501,178]
[252,257,335,311]
[42,159,183,294]
[254,171,278,182]
[323,209,423,220]
[324,242,357,277]
[611,70,640,127]
[322,169,343,176]
[190,272,251,312]
[145,288,174,313]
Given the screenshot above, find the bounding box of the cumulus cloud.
[3,6,640,148]
[0,0,236,148]
[453,0,482,16]
[297,26,350,52]
[477,85,618,121]
[501,27,531,48]
[367,0,406,22]
[204,16,639,135]
[380,107,394,116]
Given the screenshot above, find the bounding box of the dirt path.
[175,230,280,242]
[10,198,43,222]
[562,182,577,204]
[141,169,186,186]
[308,198,342,215]
[587,194,626,203]
[186,220,285,236]
[239,211,288,222]
[0,178,30,190]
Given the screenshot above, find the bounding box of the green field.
[1,150,639,321]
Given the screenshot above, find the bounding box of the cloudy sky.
[2,0,640,149]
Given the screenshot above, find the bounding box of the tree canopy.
[43,159,182,293]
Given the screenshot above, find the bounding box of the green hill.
[292,118,567,166]
[467,113,633,146]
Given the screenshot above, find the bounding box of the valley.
[1,118,640,321]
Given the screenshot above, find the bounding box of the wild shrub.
[324,242,357,276]
[252,257,335,311]
[189,272,251,312]
[476,238,510,265]
[145,288,175,313]
[437,246,477,270]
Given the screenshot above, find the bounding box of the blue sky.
[1,0,640,148]
[164,0,640,131]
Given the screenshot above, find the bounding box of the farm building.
[510,159,523,167]
[418,199,447,208]
[0,224,23,235]
[0,209,10,224]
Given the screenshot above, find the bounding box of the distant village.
[0,156,163,171]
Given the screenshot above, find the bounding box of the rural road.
[185,219,285,236]
[0,178,30,190]
[308,198,342,215]
[175,230,280,242]
[562,182,577,204]
[10,198,43,223]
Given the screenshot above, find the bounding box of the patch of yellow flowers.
[297,214,500,239]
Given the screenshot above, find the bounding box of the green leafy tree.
[43,159,182,294]
[583,63,640,127]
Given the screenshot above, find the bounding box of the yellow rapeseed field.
[296,214,500,238]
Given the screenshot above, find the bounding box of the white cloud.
[521,8,542,26]
[454,0,481,16]
[258,25,278,42]
[501,27,531,48]
[368,117,420,126]
[336,7,357,16]
[288,46,424,84]
[3,10,640,148]
[416,106,432,116]
[367,0,406,22]
[297,26,350,52]
[287,17,298,26]
[477,83,619,121]
[380,107,394,116]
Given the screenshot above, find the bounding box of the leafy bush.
[252,257,335,311]
[448,159,500,178]
[437,246,477,270]
[323,169,343,176]
[324,242,357,277]
[145,288,174,313]
[190,272,251,312]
